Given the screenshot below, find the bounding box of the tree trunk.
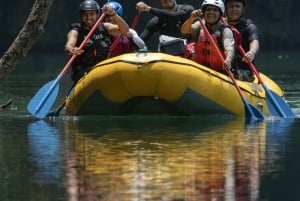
[0,0,53,86]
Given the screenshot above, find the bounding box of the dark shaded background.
[0,0,299,55]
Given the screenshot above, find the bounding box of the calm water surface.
[0,52,300,201]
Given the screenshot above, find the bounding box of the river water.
[0,51,300,201]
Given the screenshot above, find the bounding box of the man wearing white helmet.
[181,0,235,72]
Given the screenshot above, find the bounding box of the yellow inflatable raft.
[65,52,283,117]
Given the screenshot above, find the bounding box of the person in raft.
[181,0,235,74]
[224,0,259,82]
[135,0,194,42]
[64,0,129,83]
[103,1,146,58]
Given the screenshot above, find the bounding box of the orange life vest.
[194,28,225,72]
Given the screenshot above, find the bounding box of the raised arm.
[102,5,129,35]
[136,2,193,22]
[181,9,201,34]
[150,5,194,22]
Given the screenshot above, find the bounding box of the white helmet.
[201,0,225,15]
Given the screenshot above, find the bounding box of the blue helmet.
[104,1,123,16]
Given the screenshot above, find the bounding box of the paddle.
[27,13,106,119]
[47,12,142,117]
[46,84,75,117]
[110,11,141,51]
[219,18,294,118]
[198,18,264,120]
[237,46,294,118]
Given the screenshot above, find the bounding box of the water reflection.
[24,115,297,201]
[26,117,284,201]
[27,120,61,183]
[0,52,296,201]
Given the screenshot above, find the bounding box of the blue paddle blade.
[27,80,59,119]
[265,88,295,118]
[242,97,264,120]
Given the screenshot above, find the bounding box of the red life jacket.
[110,35,134,58]
[194,28,225,72]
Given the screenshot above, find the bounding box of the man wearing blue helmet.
[64,0,129,82]
[103,1,145,57]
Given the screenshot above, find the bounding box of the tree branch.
[0,0,53,86]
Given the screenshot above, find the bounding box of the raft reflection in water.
[57,117,278,201]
